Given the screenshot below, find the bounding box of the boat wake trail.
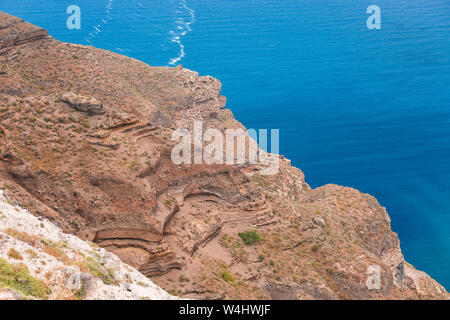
[168,0,196,66]
[85,0,113,44]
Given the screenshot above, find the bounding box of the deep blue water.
[1,0,449,289]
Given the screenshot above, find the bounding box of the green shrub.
[238,230,261,245]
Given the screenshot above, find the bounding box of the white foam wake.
[168,0,196,66]
[85,0,114,44]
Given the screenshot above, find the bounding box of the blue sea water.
[1,0,449,289]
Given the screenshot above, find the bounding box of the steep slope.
[0,190,176,300]
[0,12,448,300]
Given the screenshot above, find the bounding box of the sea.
[0,0,449,289]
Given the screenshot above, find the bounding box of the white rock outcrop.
[0,190,177,300]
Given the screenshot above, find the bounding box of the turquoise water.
[1,0,449,289]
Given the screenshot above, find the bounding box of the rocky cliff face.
[0,12,448,300]
[0,190,176,300]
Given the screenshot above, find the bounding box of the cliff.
[0,12,448,300]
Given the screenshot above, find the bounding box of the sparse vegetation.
[25,249,38,258]
[5,228,38,246]
[79,257,117,286]
[74,284,86,300]
[0,258,50,298]
[220,270,236,286]
[178,275,190,283]
[7,248,23,260]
